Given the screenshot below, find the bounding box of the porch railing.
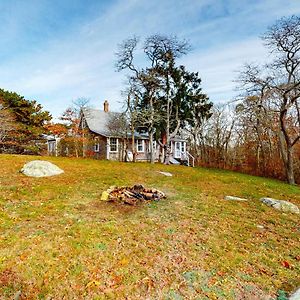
[180,151,195,167]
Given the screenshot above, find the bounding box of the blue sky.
[0,0,300,119]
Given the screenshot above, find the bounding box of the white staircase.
[169,156,180,165]
[186,152,195,167]
[169,152,195,167]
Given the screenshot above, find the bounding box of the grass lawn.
[0,154,299,299]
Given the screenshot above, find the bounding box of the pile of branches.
[103,184,166,205]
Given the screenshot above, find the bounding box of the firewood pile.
[101,184,166,205]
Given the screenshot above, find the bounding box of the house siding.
[78,110,188,163]
[93,135,107,160]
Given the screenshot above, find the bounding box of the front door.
[174,142,181,159]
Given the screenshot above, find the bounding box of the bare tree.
[116,36,166,164]
[72,97,90,115]
[238,16,300,184]
[60,97,90,158]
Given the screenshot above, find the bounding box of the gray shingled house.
[78,101,192,164]
[79,101,155,161]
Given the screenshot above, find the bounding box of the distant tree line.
[191,16,300,184]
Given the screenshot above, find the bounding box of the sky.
[0,0,300,120]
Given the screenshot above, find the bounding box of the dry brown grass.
[0,154,299,299]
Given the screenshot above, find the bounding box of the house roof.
[81,108,120,137]
[81,107,149,139]
[41,134,60,141]
[81,107,187,142]
[171,136,187,142]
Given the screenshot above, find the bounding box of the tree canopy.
[116,34,212,164]
[0,88,51,154]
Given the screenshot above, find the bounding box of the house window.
[94,143,100,152]
[175,142,181,158]
[137,139,144,152]
[48,141,55,153]
[110,138,118,152]
[181,142,185,153]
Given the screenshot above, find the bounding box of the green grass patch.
[0,154,299,299]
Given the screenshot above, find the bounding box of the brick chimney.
[103,100,109,112]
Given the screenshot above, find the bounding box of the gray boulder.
[260,197,299,214]
[224,196,248,201]
[158,171,173,177]
[289,287,300,300]
[21,160,64,177]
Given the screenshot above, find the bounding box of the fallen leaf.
[281,260,291,268]
[86,280,101,288]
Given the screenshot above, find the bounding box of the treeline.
[191,103,300,183]
[0,89,51,154]
[190,16,300,184]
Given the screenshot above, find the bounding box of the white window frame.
[48,141,55,152]
[94,143,100,152]
[110,138,118,153]
[137,139,145,153]
[174,141,181,158]
[181,142,186,153]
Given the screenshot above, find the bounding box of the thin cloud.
[0,0,299,118]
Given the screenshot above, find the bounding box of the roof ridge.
[83,107,122,114]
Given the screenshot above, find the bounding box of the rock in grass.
[13,291,21,300]
[224,196,248,201]
[289,287,300,300]
[21,160,64,177]
[158,171,173,177]
[260,197,299,214]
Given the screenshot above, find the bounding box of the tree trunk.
[286,148,295,184]
[164,84,170,164]
[149,131,155,164]
[279,130,295,184]
[164,145,171,164]
[149,97,155,164]
[75,141,79,158]
[131,128,136,163]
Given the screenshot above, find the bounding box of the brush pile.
[101,184,166,205]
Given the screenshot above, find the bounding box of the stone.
[224,196,248,201]
[289,287,300,300]
[13,291,21,300]
[260,197,299,214]
[20,160,64,177]
[257,225,264,229]
[158,171,173,177]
